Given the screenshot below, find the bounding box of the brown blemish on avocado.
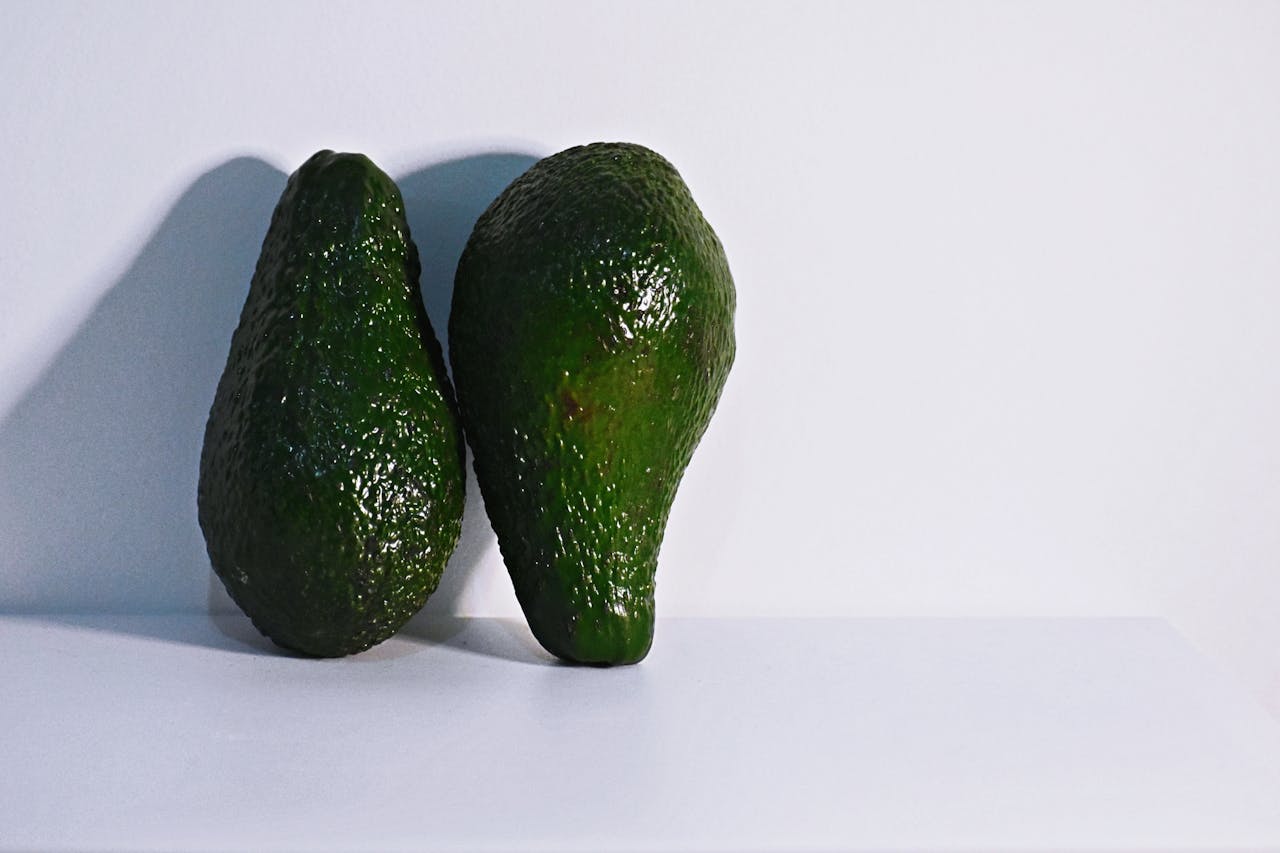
[560,388,593,422]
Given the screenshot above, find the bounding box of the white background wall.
[3,1,1279,712]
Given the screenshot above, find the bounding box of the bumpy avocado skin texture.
[198,151,465,658]
[450,142,735,665]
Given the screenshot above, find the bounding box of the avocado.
[198,150,465,657]
[449,142,735,665]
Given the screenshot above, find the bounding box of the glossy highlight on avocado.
[449,142,735,665]
[198,150,465,657]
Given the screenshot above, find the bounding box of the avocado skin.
[198,151,465,657]
[449,142,735,665]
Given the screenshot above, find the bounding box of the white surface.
[3,615,1280,851]
[4,2,1280,716]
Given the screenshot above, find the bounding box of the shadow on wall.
[0,157,285,613]
[398,152,539,625]
[0,151,539,631]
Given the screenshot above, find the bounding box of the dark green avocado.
[198,150,465,657]
[449,142,735,665]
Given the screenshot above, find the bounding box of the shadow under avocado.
[400,615,558,666]
[0,149,543,661]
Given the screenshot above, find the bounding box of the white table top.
[4,614,1279,851]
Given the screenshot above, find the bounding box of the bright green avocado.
[198,150,465,657]
[449,142,735,665]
